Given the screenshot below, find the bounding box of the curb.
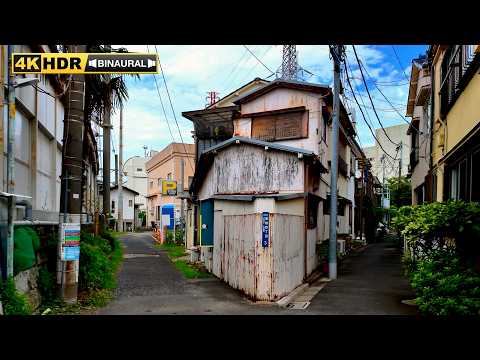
[276,283,309,308]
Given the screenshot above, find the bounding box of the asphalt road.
[97,232,417,315]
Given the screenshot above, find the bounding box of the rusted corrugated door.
[222,214,257,299]
[271,214,305,300]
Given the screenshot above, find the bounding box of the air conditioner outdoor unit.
[337,240,346,255]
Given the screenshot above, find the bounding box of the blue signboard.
[262,212,269,248]
[63,246,80,261]
[161,204,175,230]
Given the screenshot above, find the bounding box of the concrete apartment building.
[146,143,195,228]
[362,124,410,185]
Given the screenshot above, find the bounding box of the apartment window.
[471,150,480,202]
[167,173,172,180]
[156,206,161,221]
[251,109,308,141]
[150,181,153,189]
[158,178,162,187]
[129,199,133,207]
[188,176,194,187]
[432,173,437,202]
[112,200,115,213]
[410,126,420,168]
[440,45,477,117]
[136,168,142,172]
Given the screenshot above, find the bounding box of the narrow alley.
[97,232,417,315]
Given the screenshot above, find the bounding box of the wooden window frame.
[251,109,309,142]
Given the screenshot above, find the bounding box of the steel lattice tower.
[280,45,299,80]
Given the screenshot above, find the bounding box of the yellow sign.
[11,53,159,74]
[162,180,177,196]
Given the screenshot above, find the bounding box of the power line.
[242,45,275,76]
[238,45,273,84]
[343,57,397,161]
[356,59,419,132]
[391,45,410,81]
[351,45,400,147]
[147,44,176,143]
[154,45,195,173]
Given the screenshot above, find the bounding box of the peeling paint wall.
[198,144,304,200]
[210,198,306,301]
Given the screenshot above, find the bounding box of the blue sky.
[111,45,427,161]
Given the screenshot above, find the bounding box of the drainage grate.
[286,301,310,310]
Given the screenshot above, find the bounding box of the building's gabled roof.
[109,185,140,196]
[205,136,316,156]
[232,78,356,137]
[189,136,327,194]
[206,77,269,109]
[233,79,330,105]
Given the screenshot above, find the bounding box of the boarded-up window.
[251,110,308,141]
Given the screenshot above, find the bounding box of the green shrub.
[392,201,480,264]
[0,277,32,315]
[37,267,58,306]
[78,231,122,291]
[410,249,480,315]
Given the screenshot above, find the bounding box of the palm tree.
[83,45,138,228]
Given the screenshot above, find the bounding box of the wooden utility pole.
[58,44,87,303]
[102,45,112,228]
[118,105,124,232]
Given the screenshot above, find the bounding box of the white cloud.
[108,44,420,160]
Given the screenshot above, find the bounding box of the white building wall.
[110,189,136,221]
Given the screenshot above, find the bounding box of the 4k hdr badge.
[12,53,159,74]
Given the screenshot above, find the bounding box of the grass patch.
[155,243,187,259]
[155,243,211,279]
[173,260,211,279]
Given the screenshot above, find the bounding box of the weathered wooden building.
[190,137,327,300]
[184,78,369,300]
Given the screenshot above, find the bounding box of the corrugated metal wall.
[212,211,305,301]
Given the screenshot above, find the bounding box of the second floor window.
[440,45,477,117]
[251,109,308,142]
[150,181,153,188]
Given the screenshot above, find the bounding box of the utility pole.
[115,154,119,186]
[328,45,344,280]
[6,45,16,279]
[398,141,403,179]
[118,105,124,232]
[102,44,112,229]
[179,158,185,245]
[59,44,87,303]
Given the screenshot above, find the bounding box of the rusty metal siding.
[212,211,307,301]
[221,214,258,298]
[271,214,304,299]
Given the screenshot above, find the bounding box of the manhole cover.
[286,302,310,310]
